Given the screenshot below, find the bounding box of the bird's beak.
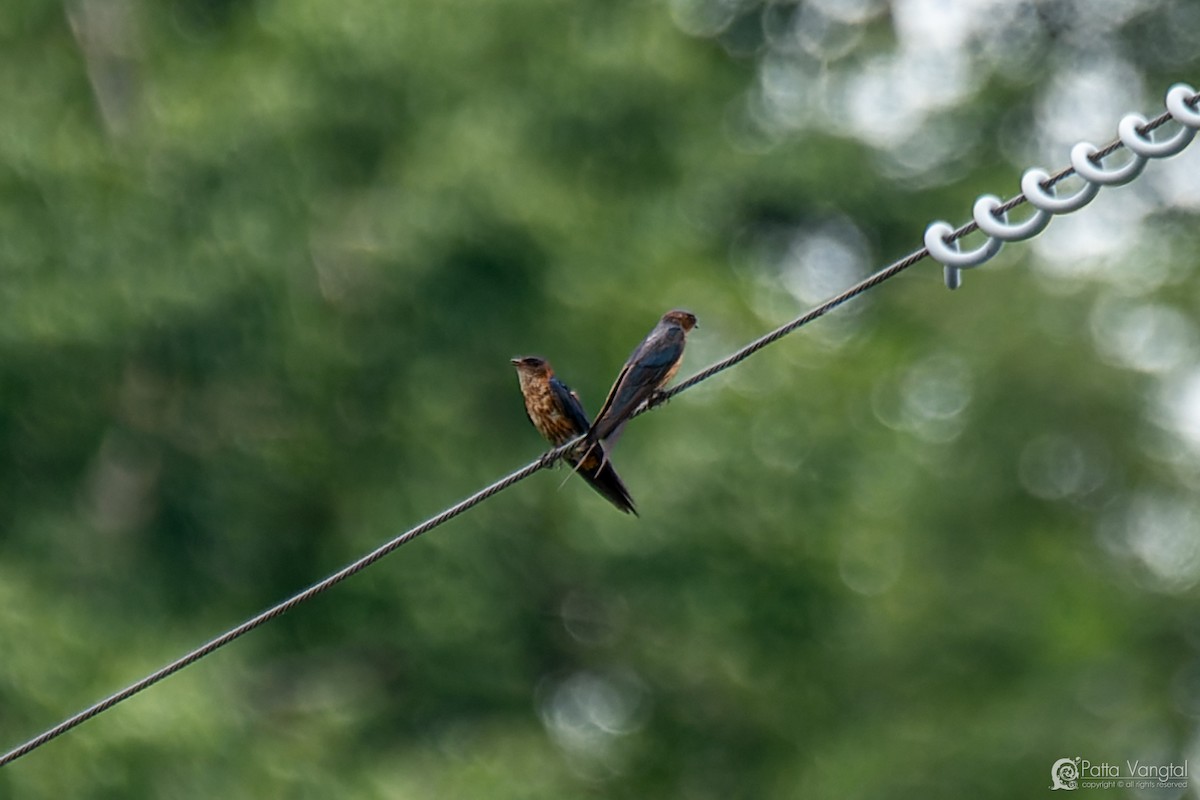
[510,358,522,366]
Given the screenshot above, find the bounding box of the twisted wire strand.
[659,249,929,403]
[0,455,555,768]
[2,90,1197,771]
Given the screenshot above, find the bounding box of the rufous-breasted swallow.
[511,356,637,515]
[587,309,697,448]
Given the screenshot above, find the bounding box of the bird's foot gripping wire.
[646,389,671,410]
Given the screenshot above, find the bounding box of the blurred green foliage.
[2,0,1200,797]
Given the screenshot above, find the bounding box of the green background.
[2,0,1199,797]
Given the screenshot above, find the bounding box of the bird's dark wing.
[576,456,638,515]
[549,377,591,435]
[589,361,632,437]
[590,325,685,441]
[570,442,638,515]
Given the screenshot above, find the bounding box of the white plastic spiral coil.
[926,82,1200,290]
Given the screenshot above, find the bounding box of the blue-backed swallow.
[586,309,697,449]
[511,356,637,515]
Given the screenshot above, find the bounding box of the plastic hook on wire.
[1069,141,1147,185]
[972,194,1051,242]
[1165,83,1200,129]
[924,221,1002,290]
[1123,84,1200,159]
[1020,167,1100,214]
[1119,112,1195,158]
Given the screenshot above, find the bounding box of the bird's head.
[510,355,551,377]
[662,309,697,331]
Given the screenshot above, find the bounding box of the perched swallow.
[586,309,697,447]
[511,356,637,515]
